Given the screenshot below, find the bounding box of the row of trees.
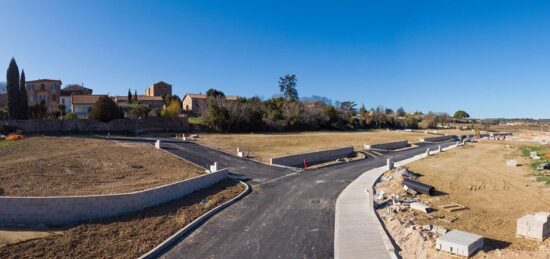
[199,74,468,132]
[6,58,28,119]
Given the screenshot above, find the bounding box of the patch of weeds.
[0,141,16,148]
[519,146,547,157]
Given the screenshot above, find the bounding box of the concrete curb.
[334,144,458,259]
[370,144,458,258]
[139,180,251,259]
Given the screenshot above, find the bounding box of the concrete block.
[506,160,518,167]
[387,158,394,170]
[155,140,161,149]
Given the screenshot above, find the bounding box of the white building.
[517,212,550,241]
[71,95,104,118]
[436,230,484,257]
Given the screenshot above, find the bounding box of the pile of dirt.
[0,137,204,196]
[0,179,245,258]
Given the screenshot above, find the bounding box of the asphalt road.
[152,140,456,259]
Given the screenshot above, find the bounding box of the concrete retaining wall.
[1,117,189,134]
[270,146,354,167]
[0,169,228,227]
[420,135,454,142]
[364,140,408,150]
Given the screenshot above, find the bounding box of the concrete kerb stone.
[334,144,457,259]
[139,181,251,259]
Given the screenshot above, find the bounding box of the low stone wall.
[364,140,408,150]
[1,117,189,134]
[0,169,228,227]
[420,135,455,142]
[270,146,354,167]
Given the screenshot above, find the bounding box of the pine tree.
[128,89,132,104]
[19,69,28,119]
[6,58,20,119]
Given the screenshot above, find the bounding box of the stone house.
[26,79,62,112]
[182,93,238,115]
[145,81,172,97]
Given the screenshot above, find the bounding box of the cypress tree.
[19,70,28,119]
[133,90,138,103]
[6,58,20,119]
[128,89,132,104]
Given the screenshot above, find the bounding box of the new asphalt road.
[150,140,456,258]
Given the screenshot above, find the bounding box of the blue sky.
[1,0,549,118]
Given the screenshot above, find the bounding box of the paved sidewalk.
[334,144,457,259]
[334,166,396,259]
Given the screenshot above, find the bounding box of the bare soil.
[0,137,203,196]
[0,179,245,259]
[196,130,446,164]
[376,142,550,258]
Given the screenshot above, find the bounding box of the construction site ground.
[0,137,204,196]
[195,129,464,164]
[375,142,550,258]
[0,179,244,258]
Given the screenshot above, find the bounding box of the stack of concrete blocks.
[155,139,161,149]
[436,230,484,257]
[506,159,518,167]
[517,212,550,241]
[387,158,394,170]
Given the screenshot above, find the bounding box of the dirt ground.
[375,142,550,258]
[195,130,464,164]
[0,137,203,196]
[0,179,245,259]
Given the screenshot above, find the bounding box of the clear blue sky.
[1,0,549,118]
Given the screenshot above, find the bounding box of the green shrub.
[89,96,122,122]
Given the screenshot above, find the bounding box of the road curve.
[153,140,455,259]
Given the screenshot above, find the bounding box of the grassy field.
[195,129,463,164]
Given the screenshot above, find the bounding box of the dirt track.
[0,137,203,196]
[0,179,244,258]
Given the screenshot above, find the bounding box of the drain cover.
[311,200,321,204]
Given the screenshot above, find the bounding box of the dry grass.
[0,137,204,196]
[196,130,464,163]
